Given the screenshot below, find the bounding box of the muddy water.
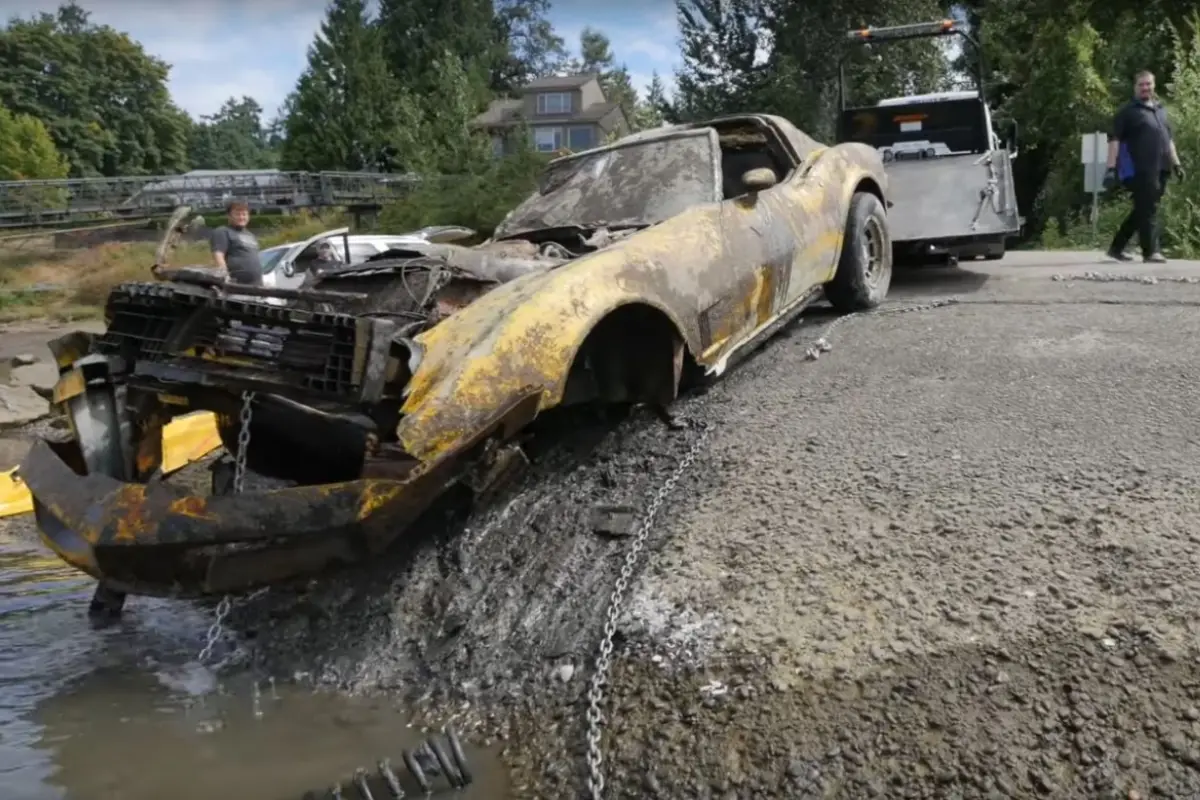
[0,528,508,799]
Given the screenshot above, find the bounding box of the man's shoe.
[1145,252,1167,263]
[1106,247,1134,262]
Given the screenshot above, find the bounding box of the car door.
[713,120,807,340]
[273,227,351,290]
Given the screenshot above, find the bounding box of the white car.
[259,225,476,291]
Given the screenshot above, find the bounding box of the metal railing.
[0,171,435,230]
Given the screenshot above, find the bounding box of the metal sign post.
[1081,131,1108,245]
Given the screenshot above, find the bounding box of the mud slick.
[236,271,1200,799]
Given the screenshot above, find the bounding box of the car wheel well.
[854,176,885,206]
[561,303,686,407]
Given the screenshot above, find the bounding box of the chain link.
[584,421,710,800]
[583,296,958,798]
[196,390,257,665]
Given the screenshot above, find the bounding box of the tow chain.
[582,296,959,799]
[196,390,258,666]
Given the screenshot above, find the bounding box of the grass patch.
[0,212,347,321]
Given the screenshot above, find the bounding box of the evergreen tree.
[281,0,412,172]
[671,0,771,123]
[491,0,569,92]
[568,27,639,123]
[634,71,669,130]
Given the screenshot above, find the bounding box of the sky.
[3,0,684,120]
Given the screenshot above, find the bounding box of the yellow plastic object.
[0,411,222,519]
[0,467,32,518]
[158,411,223,474]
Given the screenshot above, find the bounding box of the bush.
[1041,14,1200,257]
[377,149,551,237]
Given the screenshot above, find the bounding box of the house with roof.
[472,73,630,157]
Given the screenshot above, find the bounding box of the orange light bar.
[941,19,954,29]
[893,114,928,123]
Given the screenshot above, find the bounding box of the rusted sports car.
[21,114,894,612]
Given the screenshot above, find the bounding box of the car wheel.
[825,192,892,312]
[984,242,1006,261]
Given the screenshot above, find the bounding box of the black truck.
[837,19,1022,264]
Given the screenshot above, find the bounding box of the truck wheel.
[825,192,892,312]
[984,247,1006,261]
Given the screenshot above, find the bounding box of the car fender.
[396,225,715,462]
[806,143,890,282]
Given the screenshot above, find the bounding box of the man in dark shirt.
[210,201,263,285]
[1103,70,1184,263]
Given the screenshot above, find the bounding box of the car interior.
[712,118,794,200]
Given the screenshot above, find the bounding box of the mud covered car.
[22,114,894,608]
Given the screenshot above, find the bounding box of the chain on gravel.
[582,295,962,798]
[196,390,266,666]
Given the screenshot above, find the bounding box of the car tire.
[825,191,892,312]
[984,242,1006,261]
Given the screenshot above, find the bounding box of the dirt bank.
[224,262,1200,797]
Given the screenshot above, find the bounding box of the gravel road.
[232,251,1200,798]
[9,251,1200,798]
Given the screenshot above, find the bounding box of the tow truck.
[837,19,1022,264]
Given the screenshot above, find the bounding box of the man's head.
[227,201,250,229]
[1134,70,1156,102]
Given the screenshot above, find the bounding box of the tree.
[567,27,639,124]
[633,72,669,130]
[671,0,770,123]
[490,0,569,92]
[281,0,411,172]
[377,0,495,98]
[0,1,189,176]
[0,101,68,180]
[189,96,277,170]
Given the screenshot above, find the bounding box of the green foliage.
[0,101,68,180]
[0,2,189,177]
[565,27,640,127]
[672,0,949,139]
[188,97,278,170]
[1157,16,1200,258]
[0,101,69,212]
[490,0,569,92]
[378,147,549,236]
[281,0,411,173]
[634,72,669,130]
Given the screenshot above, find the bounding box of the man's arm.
[1107,106,1128,169]
[1170,139,1181,168]
[210,228,230,274]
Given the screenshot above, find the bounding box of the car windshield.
[259,246,288,274]
[494,130,720,239]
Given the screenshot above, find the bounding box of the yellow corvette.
[21,114,893,612]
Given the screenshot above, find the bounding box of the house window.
[536,92,572,115]
[491,135,505,157]
[534,127,563,152]
[567,126,594,151]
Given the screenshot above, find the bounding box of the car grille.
[95,282,362,399]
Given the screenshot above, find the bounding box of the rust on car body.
[22,113,892,601]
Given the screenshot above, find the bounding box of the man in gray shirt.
[210,201,263,285]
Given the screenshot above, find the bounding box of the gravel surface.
[10,253,1200,798]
